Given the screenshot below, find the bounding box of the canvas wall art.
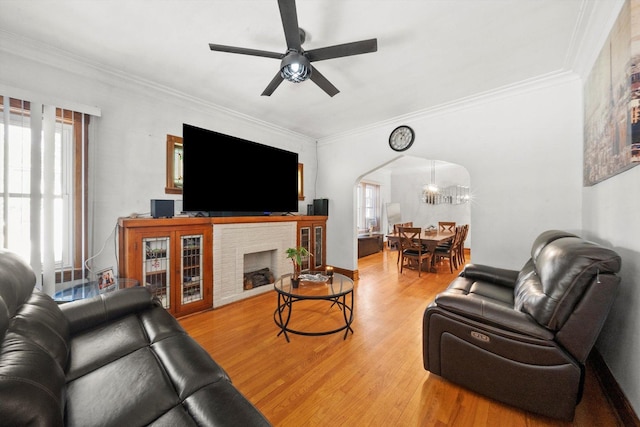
[584,0,640,186]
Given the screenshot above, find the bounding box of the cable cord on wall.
[314,140,319,197]
[84,220,118,276]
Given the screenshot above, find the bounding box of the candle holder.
[326,266,334,276]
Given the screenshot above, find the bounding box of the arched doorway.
[355,155,471,263]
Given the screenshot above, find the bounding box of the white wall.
[583,166,640,416]
[575,0,640,416]
[0,50,317,275]
[319,75,584,272]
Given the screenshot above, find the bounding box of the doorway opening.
[355,155,471,265]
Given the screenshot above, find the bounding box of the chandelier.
[422,161,441,204]
[421,160,470,205]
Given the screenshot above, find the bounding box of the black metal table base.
[274,291,354,342]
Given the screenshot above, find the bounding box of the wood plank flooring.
[179,247,621,426]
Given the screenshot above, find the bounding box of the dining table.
[386,229,455,272]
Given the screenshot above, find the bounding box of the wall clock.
[389,126,415,152]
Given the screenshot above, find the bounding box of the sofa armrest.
[460,263,520,288]
[434,292,554,340]
[60,287,159,334]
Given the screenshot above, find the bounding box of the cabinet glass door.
[299,226,311,271]
[313,225,323,269]
[181,234,204,305]
[143,236,171,309]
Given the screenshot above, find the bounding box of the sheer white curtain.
[1,94,99,295]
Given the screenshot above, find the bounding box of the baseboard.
[589,348,640,426]
[334,266,358,281]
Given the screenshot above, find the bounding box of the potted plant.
[286,246,311,288]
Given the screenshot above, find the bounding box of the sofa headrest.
[0,250,70,425]
[515,231,621,330]
[0,249,37,335]
[530,230,578,260]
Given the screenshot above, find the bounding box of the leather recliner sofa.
[0,249,271,426]
[423,230,622,421]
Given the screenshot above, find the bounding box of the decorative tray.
[298,273,330,282]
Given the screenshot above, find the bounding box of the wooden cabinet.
[118,218,212,317]
[297,218,327,271]
[119,215,327,313]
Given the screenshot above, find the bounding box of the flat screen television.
[182,123,299,216]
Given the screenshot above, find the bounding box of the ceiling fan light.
[280,51,311,83]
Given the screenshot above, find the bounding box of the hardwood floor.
[179,247,621,426]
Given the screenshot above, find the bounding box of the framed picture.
[165,134,183,194]
[97,267,116,290]
[298,163,305,200]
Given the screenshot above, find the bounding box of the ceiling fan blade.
[209,43,283,59]
[278,0,302,51]
[305,39,378,62]
[261,72,285,96]
[309,66,339,97]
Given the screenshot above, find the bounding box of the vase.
[291,277,300,288]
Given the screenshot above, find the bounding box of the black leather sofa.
[423,230,622,421]
[0,249,271,426]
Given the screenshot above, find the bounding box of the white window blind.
[1,96,95,295]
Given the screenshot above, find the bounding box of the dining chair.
[456,224,469,265]
[394,222,413,233]
[389,223,402,252]
[438,221,456,232]
[398,226,432,277]
[434,225,463,273]
[392,222,414,263]
[435,222,456,251]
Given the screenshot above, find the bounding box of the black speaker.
[151,199,174,218]
[313,198,329,216]
[307,204,314,215]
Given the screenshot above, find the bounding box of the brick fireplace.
[212,221,296,308]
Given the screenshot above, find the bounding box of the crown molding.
[569,0,626,79]
[319,70,580,144]
[0,29,312,143]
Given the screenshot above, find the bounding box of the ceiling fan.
[208,0,378,97]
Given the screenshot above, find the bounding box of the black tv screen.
[182,124,299,216]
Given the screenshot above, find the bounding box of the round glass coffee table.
[274,272,354,342]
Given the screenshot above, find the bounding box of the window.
[0,96,90,293]
[356,181,380,233]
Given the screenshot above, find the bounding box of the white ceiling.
[0,0,604,140]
